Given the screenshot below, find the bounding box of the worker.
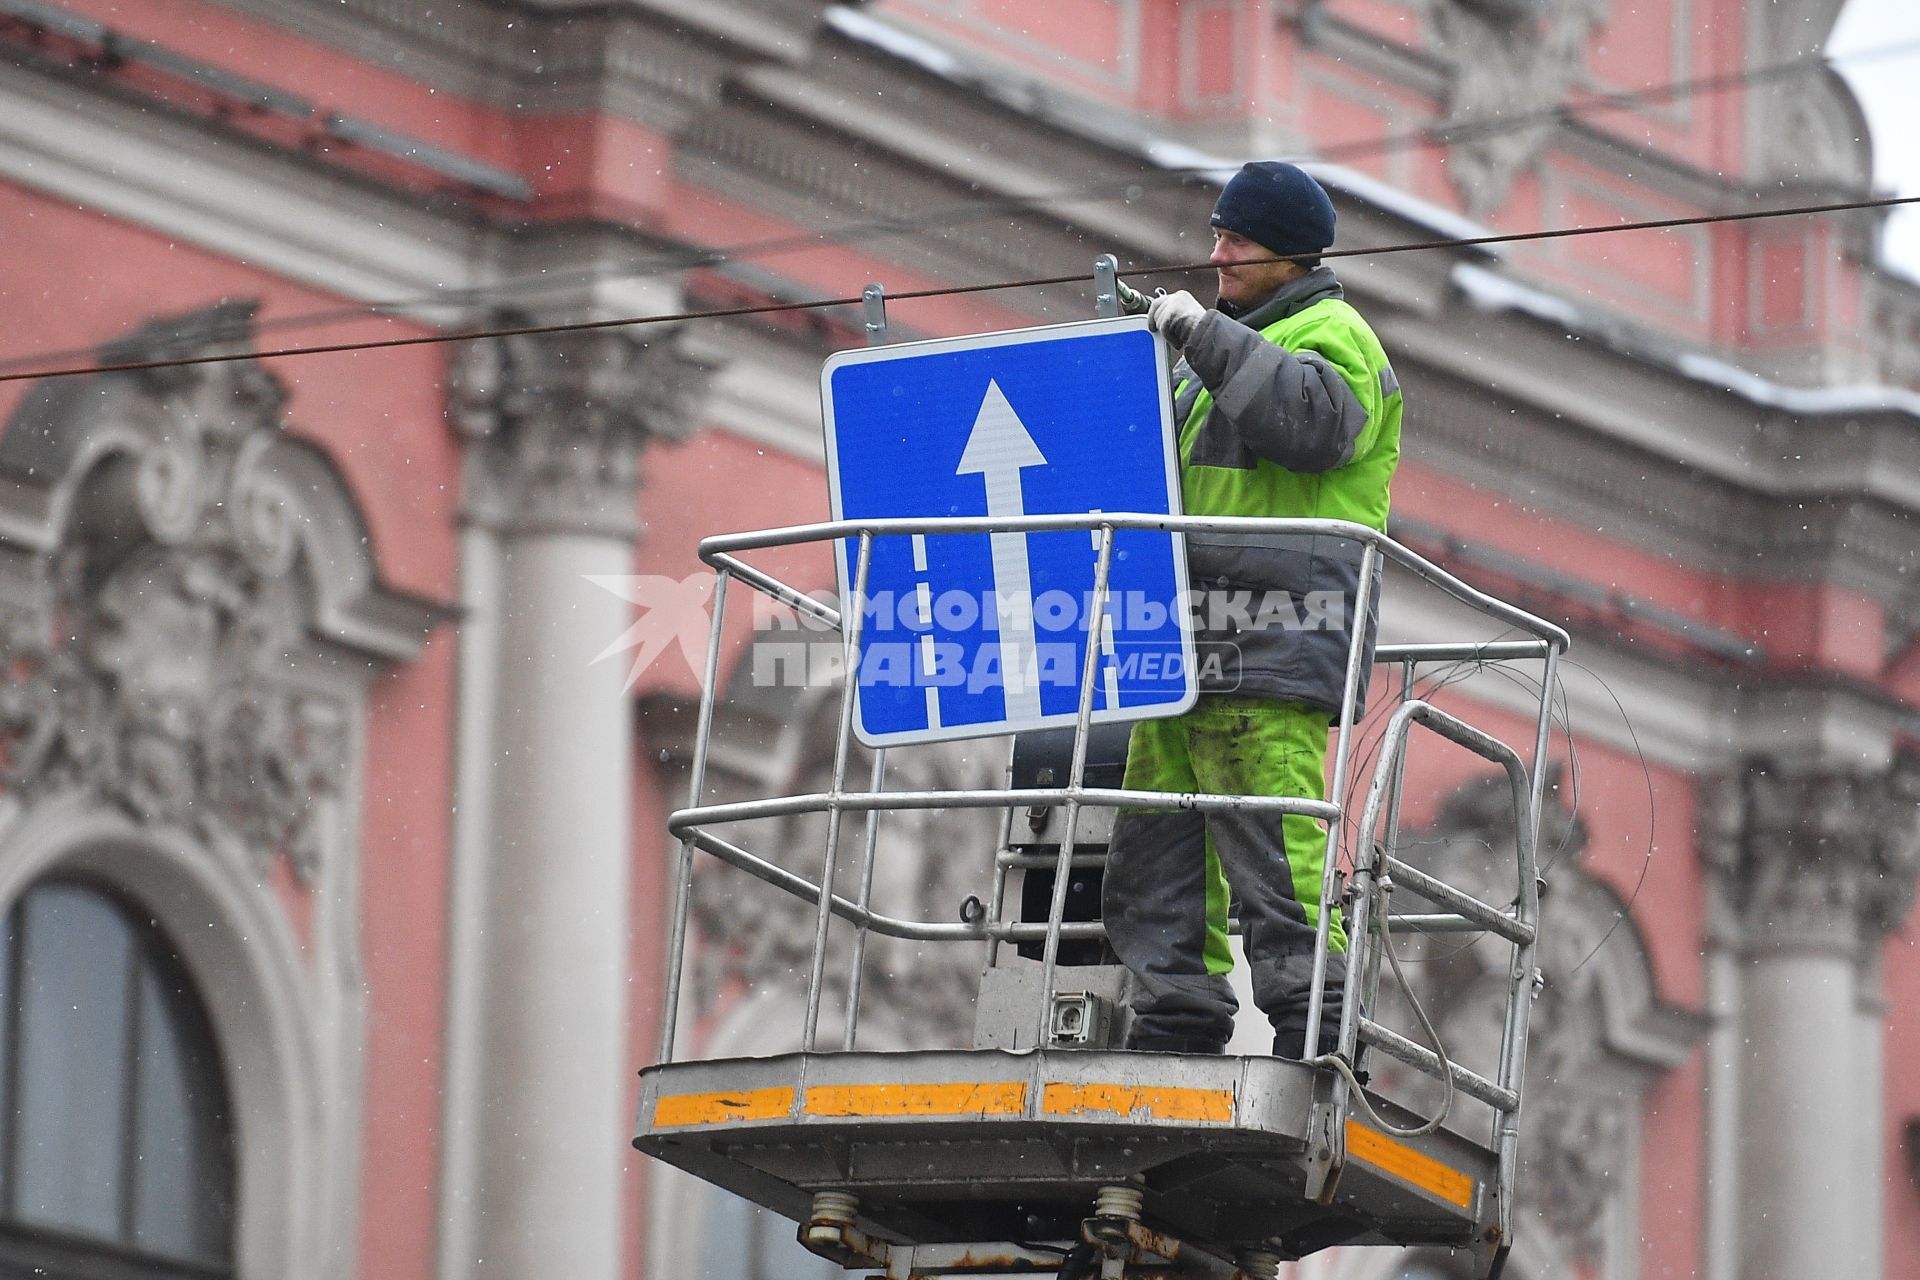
[1104,161,1403,1058]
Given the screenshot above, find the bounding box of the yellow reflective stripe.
[803,1082,1028,1117]
[1345,1120,1473,1209]
[652,1087,794,1128]
[1041,1082,1233,1123]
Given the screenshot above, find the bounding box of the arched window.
[0,878,235,1279]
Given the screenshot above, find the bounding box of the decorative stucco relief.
[0,302,434,1280]
[1375,766,1697,1268]
[1706,755,1920,959]
[1425,0,1604,215]
[664,677,1006,1048]
[0,303,388,882]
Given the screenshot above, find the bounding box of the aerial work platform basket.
[635,513,1568,1280]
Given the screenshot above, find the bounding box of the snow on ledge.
[827,6,1920,424]
[825,7,1499,254]
[1451,262,1591,331]
[1296,161,1494,250]
[824,5,966,79]
[1453,263,1920,418]
[1672,352,1920,416]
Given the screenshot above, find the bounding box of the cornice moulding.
[728,60,1187,257]
[1386,296,1920,502]
[1401,353,1920,600]
[0,63,497,313]
[208,0,828,115]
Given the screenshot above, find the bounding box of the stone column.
[441,320,712,1280]
[1712,759,1919,1280]
[1853,958,1887,1280]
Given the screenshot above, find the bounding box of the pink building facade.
[0,2,1912,1279]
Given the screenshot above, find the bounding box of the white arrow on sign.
[956,379,1046,722]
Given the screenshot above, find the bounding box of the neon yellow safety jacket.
[1169,266,1403,714]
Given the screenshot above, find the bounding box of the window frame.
[0,876,236,1279]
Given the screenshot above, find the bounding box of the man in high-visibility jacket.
[1104,161,1403,1058]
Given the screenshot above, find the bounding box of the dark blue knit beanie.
[1209,161,1336,256]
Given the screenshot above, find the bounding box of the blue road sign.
[821,315,1197,747]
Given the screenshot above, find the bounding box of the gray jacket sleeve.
[1180,311,1369,473]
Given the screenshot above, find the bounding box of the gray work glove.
[1146,290,1206,348]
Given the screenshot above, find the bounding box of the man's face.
[1210,228,1299,309]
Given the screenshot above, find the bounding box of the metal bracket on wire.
[1093,255,1123,319]
[863,282,889,347]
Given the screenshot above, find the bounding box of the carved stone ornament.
[684,680,1006,1047]
[1707,756,1920,958]
[1746,0,1872,190]
[448,313,719,537]
[1759,90,1864,189]
[1374,768,1634,1265]
[0,302,351,881]
[1425,0,1605,215]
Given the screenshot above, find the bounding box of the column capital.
[1707,756,1920,959]
[449,315,718,538]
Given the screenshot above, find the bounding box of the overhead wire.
[1559,658,1660,974]
[1384,661,1583,968]
[1378,654,1657,975]
[0,3,1741,1125]
[1,33,1914,375]
[2,190,1915,387]
[0,14,1816,973]
[1334,639,1507,869]
[1330,647,1653,1139]
[0,171,1173,373]
[1356,650,1658,980]
[1315,34,1920,167]
[1328,653,1601,1139]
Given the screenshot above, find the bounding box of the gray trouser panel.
[1104,807,1346,1054]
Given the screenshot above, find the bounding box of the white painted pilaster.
[467,528,637,1280]
[1734,935,1858,1280]
[437,519,504,1280]
[1711,759,1918,1280]
[440,317,714,1280]
[1852,958,1887,1280]
[1702,940,1741,1280]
